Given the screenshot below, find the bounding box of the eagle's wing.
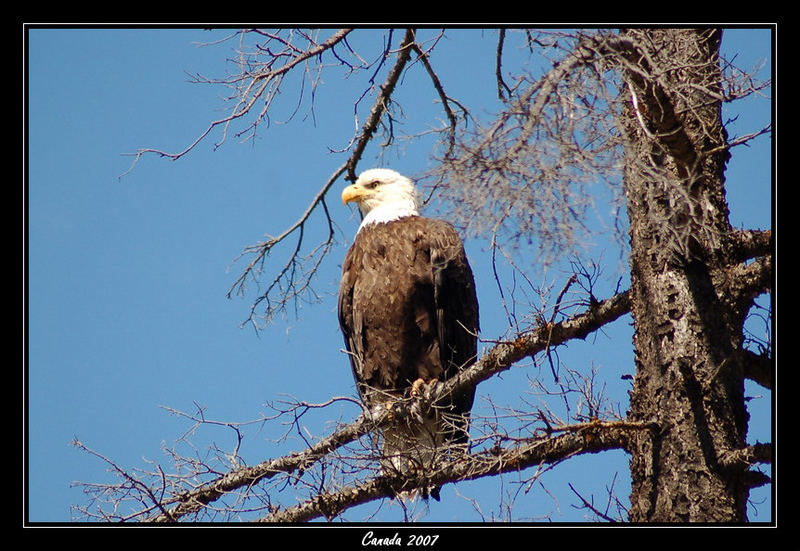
[429,221,479,444]
[337,244,365,402]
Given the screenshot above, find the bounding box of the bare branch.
[120,29,354,175]
[260,419,650,523]
[719,254,773,317]
[434,30,626,264]
[728,229,773,263]
[495,29,512,101]
[343,28,417,180]
[410,40,461,157]
[740,347,773,390]
[226,164,344,327]
[706,123,772,157]
[454,289,630,394]
[103,287,630,523]
[568,481,619,522]
[718,442,772,470]
[70,438,177,522]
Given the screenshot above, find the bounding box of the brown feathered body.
[338,215,479,479]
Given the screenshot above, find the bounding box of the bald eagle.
[338,168,479,495]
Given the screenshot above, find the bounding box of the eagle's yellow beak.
[341,183,371,205]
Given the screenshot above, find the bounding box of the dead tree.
[74,27,772,523]
[615,28,772,522]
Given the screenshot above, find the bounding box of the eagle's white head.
[341,168,420,231]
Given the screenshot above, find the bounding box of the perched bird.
[338,168,479,498]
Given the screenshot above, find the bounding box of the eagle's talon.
[410,378,427,398]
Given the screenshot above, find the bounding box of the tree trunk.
[619,28,753,522]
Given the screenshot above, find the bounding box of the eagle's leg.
[402,378,444,503]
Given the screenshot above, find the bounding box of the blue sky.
[26,27,772,524]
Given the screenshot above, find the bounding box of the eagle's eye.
[364,180,380,190]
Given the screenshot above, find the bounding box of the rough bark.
[618,28,768,522]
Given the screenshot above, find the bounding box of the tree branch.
[495,29,512,101]
[142,288,631,522]
[225,164,344,327]
[259,419,651,523]
[410,39,461,157]
[740,347,773,390]
[728,229,773,263]
[450,289,630,394]
[718,442,772,469]
[723,254,773,313]
[344,28,417,180]
[121,29,354,176]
